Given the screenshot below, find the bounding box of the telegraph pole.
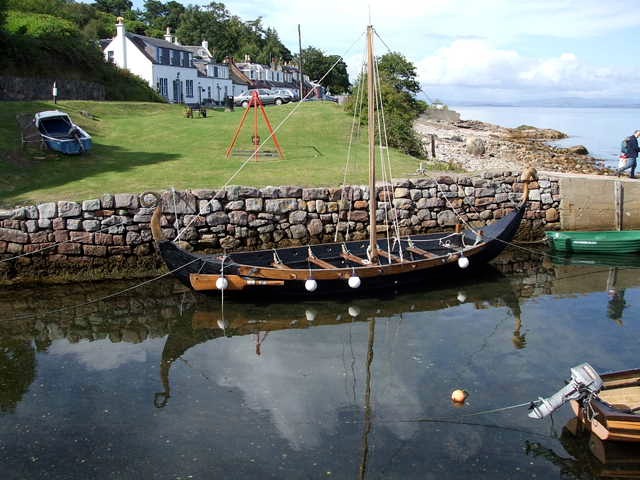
[298,24,303,100]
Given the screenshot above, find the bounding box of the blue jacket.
[624,135,640,158]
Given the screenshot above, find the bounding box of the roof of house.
[123,32,196,65]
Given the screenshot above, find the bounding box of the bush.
[1,10,162,102]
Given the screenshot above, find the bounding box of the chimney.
[164,27,173,43]
[116,17,127,69]
[202,39,209,52]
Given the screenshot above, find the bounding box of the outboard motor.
[528,363,603,419]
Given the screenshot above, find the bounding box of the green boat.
[546,230,640,254]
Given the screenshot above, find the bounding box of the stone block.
[25,220,38,233]
[82,220,100,232]
[94,233,113,245]
[0,227,28,243]
[7,242,22,254]
[289,224,307,239]
[37,219,51,229]
[114,193,139,209]
[245,198,263,212]
[229,211,248,226]
[160,190,196,214]
[437,210,457,226]
[58,201,81,217]
[29,231,49,243]
[38,202,57,219]
[101,194,114,209]
[58,242,81,255]
[394,187,410,198]
[82,199,101,211]
[70,231,93,244]
[307,219,323,236]
[108,246,131,255]
[126,231,142,245]
[206,212,229,226]
[289,210,307,224]
[302,188,329,201]
[226,200,245,211]
[83,245,107,257]
[265,198,298,214]
[67,219,82,230]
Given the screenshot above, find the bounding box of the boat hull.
[156,205,525,297]
[547,230,640,254]
[571,368,640,442]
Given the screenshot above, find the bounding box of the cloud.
[49,337,162,370]
[417,39,640,100]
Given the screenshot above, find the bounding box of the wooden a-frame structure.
[225,90,285,160]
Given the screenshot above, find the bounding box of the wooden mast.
[367,25,379,264]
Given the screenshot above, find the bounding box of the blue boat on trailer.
[34,110,92,155]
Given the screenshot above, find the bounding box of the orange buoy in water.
[451,389,468,403]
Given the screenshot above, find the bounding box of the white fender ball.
[305,279,318,292]
[458,256,470,269]
[305,309,317,322]
[457,291,467,303]
[348,306,361,317]
[216,277,229,290]
[348,276,361,288]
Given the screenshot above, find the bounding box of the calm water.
[453,106,640,168]
[1,250,640,479]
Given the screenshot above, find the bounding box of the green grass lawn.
[0,100,427,207]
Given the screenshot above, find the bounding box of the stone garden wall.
[0,76,106,101]
[0,171,560,284]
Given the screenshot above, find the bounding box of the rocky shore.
[413,109,610,175]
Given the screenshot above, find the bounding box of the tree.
[346,52,426,157]
[377,52,420,94]
[94,0,132,17]
[297,46,349,94]
[0,0,7,30]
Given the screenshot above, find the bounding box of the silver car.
[233,89,285,107]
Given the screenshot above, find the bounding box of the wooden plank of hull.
[190,273,285,291]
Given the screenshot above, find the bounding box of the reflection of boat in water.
[155,274,523,407]
[526,418,640,479]
[550,252,640,268]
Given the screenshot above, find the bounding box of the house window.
[158,78,168,98]
[107,51,114,63]
[171,50,180,66]
[182,52,190,67]
[186,80,194,98]
[213,66,218,78]
[207,86,211,100]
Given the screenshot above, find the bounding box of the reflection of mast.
[359,318,376,480]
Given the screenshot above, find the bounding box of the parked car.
[233,89,285,107]
[271,88,298,102]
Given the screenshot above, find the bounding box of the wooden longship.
[151,25,534,297]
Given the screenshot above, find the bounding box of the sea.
[452,106,640,169]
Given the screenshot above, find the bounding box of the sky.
[122,0,640,104]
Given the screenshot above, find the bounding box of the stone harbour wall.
[0,172,561,284]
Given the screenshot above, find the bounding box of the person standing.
[617,130,640,178]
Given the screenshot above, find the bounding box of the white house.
[103,18,237,104]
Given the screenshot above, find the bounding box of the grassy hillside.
[0,101,432,207]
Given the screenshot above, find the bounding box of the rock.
[465,137,486,155]
[567,145,589,155]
